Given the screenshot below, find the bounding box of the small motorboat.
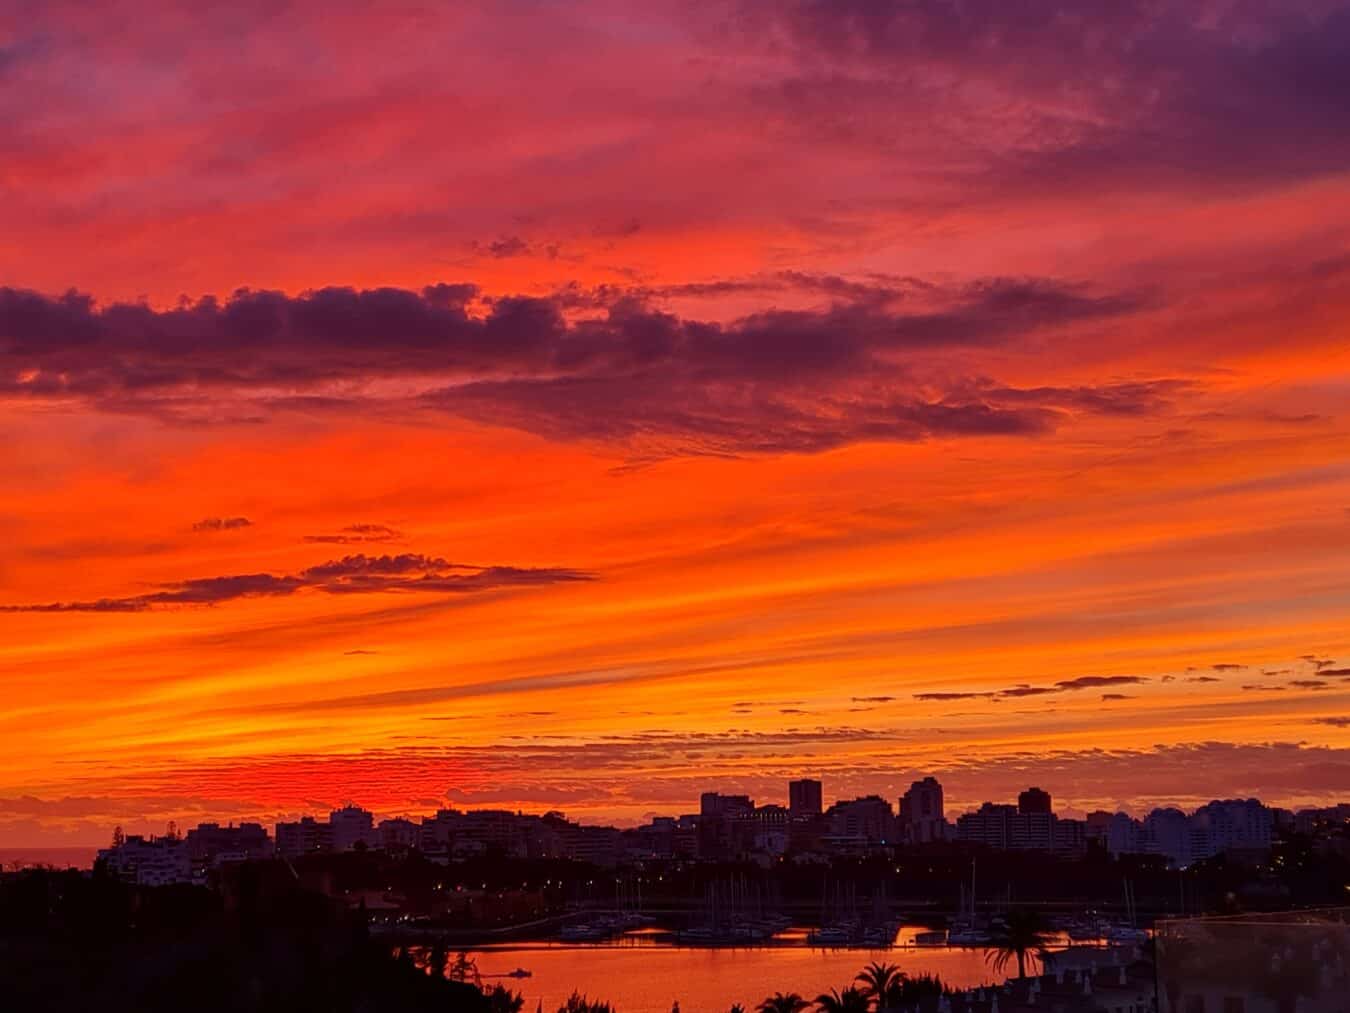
[505,968,533,979]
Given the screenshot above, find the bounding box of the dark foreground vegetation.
[0,860,962,1013]
[0,863,509,1013]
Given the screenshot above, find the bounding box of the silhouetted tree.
[448,949,483,987]
[815,987,871,1013]
[556,992,615,1013]
[984,908,1054,980]
[487,984,527,1013]
[888,974,948,1005]
[758,992,810,1013]
[854,962,904,1010]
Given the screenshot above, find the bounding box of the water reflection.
[467,925,1068,1013]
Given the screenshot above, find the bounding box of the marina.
[463,930,1140,1013]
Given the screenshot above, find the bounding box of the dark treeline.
[0,863,497,1013]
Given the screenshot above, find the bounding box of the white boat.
[914,929,947,946]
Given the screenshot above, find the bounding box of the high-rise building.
[700,792,753,818]
[378,817,420,851]
[275,816,334,858]
[1143,807,1192,866]
[98,835,192,886]
[1018,787,1053,815]
[330,804,377,852]
[956,803,1017,848]
[824,795,896,847]
[185,822,273,869]
[1187,798,1272,861]
[750,804,790,855]
[1086,810,1143,856]
[899,776,946,843]
[698,793,754,859]
[789,778,823,818]
[958,796,1060,852]
[1009,811,1055,850]
[1054,817,1087,855]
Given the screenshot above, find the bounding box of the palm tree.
[815,987,872,1013]
[889,975,947,1006]
[854,962,905,1010]
[984,908,1054,980]
[758,993,810,1013]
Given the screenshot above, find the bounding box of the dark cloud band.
[0,552,592,613]
[0,278,1175,454]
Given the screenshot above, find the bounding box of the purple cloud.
[192,516,252,532]
[0,552,592,613]
[914,674,1147,702]
[303,523,403,544]
[741,1,1350,194]
[0,278,1173,454]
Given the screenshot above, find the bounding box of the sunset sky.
[4,1,1350,846]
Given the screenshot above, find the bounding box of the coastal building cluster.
[96,777,1349,887]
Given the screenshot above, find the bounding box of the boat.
[914,929,947,946]
[947,859,989,945]
[679,875,790,945]
[1105,925,1148,943]
[947,927,991,946]
[1106,879,1148,943]
[861,926,894,948]
[810,926,851,946]
[1067,921,1102,942]
[677,926,717,943]
[505,968,532,979]
[560,924,604,942]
